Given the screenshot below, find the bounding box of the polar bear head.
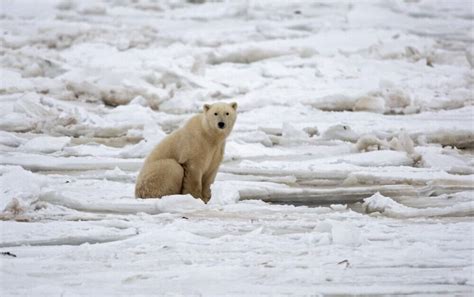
[203,102,238,137]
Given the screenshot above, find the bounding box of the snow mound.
[322,124,359,142]
[0,167,47,216]
[79,4,107,15]
[157,194,206,213]
[56,0,76,11]
[282,122,309,140]
[208,45,315,65]
[38,191,206,215]
[426,129,474,149]
[355,83,414,114]
[355,134,388,152]
[363,192,474,218]
[233,130,273,147]
[310,83,416,114]
[314,220,364,247]
[0,131,26,147]
[355,130,421,163]
[119,122,166,158]
[209,182,241,205]
[331,221,364,246]
[420,147,473,174]
[20,136,70,154]
[353,95,386,113]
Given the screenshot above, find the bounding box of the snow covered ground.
[1,0,473,295]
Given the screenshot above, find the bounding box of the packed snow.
[1,0,473,295]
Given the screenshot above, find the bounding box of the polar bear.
[135,102,238,203]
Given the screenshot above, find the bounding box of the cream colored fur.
[135,102,237,203]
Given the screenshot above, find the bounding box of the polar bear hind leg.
[135,159,184,198]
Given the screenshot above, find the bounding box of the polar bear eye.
[225,112,229,116]
[214,112,218,116]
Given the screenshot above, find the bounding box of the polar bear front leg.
[201,170,218,203]
[201,145,224,203]
[182,163,203,200]
[201,185,212,203]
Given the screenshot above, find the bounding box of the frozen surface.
[1,0,473,296]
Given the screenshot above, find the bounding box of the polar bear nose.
[218,122,225,129]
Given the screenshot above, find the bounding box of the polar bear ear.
[230,102,238,110]
[203,104,211,112]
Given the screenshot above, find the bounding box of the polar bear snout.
[218,122,225,129]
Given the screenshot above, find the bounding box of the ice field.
[1,0,473,295]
